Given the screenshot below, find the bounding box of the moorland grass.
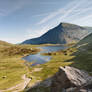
[1,42,92,91]
[0,44,39,90]
[27,46,92,91]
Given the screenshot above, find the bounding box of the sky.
[0,0,92,43]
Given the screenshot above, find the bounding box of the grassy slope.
[0,40,92,91]
[0,42,39,90]
[27,42,92,92]
[72,33,92,72]
[27,48,77,92]
[26,33,92,92]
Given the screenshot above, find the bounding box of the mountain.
[22,23,91,45]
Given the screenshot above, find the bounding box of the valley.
[0,24,92,92]
[1,0,92,91]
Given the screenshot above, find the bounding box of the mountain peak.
[22,22,90,45]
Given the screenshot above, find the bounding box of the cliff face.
[22,23,90,44]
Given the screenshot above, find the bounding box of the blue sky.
[0,0,92,43]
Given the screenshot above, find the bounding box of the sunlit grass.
[0,44,39,90]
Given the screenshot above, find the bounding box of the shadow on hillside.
[26,76,53,92]
[26,47,92,92]
[65,49,92,73]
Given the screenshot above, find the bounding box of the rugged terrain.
[0,26,92,92]
[26,33,92,92]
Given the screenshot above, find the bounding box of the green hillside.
[76,33,92,49]
[0,41,39,90]
[27,34,92,92]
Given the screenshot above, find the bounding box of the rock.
[2,76,7,79]
[51,66,92,92]
[66,88,92,92]
[65,87,77,92]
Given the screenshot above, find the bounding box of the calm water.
[23,45,67,66]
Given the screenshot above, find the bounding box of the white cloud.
[71,14,92,25]
[0,0,31,16]
[59,0,87,21]
[26,25,50,39]
[37,0,92,26]
[37,0,79,25]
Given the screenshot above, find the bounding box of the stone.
[51,66,92,92]
[2,76,7,79]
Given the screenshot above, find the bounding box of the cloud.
[37,0,92,25]
[32,13,50,18]
[59,0,92,26]
[68,7,92,20]
[58,0,87,21]
[26,0,92,40]
[72,14,92,24]
[0,0,31,16]
[26,25,50,39]
[37,0,78,25]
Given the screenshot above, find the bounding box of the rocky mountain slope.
[22,23,90,45]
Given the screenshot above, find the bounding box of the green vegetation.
[27,45,92,91]
[0,40,92,92]
[0,42,39,90]
[0,57,27,89]
[71,49,92,73]
[29,48,76,80]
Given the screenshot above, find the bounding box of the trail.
[0,74,31,92]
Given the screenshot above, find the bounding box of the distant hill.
[22,23,91,45]
[0,40,12,46]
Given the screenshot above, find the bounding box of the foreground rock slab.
[51,66,92,92]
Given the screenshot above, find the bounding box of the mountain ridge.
[22,22,91,45]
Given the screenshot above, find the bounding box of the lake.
[23,45,67,66]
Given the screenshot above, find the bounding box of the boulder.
[51,66,92,92]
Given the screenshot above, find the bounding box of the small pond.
[23,45,67,66]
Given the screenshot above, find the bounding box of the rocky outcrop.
[51,66,92,92]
